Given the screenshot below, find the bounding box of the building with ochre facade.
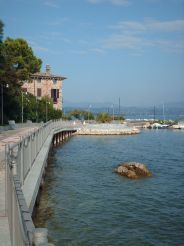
[22,65,66,110]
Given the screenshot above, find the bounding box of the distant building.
[22,65,66,110]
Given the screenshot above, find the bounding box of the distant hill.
[64,101,113,108]
[163,101,184,109]
[64,100,184,109]
[63,101,184,120]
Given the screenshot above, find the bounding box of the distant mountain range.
[64,101,113,108]
[64,100,184,109]
[63,101,184,120]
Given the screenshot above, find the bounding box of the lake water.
[34,130,184,246]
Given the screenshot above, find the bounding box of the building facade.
[22,65,66,110]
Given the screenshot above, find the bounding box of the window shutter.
[37,88,41,97]
[57,89,59,98]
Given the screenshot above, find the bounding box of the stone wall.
[22,79,62,110]
[77,126,140,135]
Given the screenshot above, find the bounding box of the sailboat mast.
[119,97,121,116]
[163,103,165,121]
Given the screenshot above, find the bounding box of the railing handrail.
[5,119,76,246]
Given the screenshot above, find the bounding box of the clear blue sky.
[1,0,184,106]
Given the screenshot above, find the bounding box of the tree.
[82,111,94,120]
[2,38,42,86]
[69,109,82,119]
[0,20,4,43]
[96,112,112,123]
[36,96,62,123]
[114,115,125,121]
[0,20,5,78]
[68,109,95,120]
[0,21,62,124]
[0,21,42,124]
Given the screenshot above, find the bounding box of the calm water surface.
[34,130,184,246]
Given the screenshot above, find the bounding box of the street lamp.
[62,97,64,117]
[46,101,50,122]
[36,97,38,123]
[1,83,9,126]
[112,104,114,122]
[21,91,28,123]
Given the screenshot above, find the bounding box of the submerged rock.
[115,162,152,179]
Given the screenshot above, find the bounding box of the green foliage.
[0,21,43,124]
[155,119,175,125]
[3,86,21,123]
[0,20,4,42]
[69,109,82,119]
[114,115,125,121]
[0,20,5,79]
[62,115,72,121]
[96,112,112,123]
[30,96,62,122]
[1,88,63,124]
[12,94,62,123]
[2,38,42,84]
[69,109,94,120]
[82,111,94,120]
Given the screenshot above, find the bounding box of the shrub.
[96,112,112,123]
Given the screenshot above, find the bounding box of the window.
[51,89,59,103]
[37,78,41,83]
[37,88,42,97]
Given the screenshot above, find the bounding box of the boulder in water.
[115,162,152,179]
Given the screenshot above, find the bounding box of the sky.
[0,0,184,107]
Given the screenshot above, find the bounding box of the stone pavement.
[0,127,38,246]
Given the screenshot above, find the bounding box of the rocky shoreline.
[77,125,140,135]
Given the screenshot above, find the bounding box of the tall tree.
[0,20,5,77]
[0,21,42,124]
[0,20,4,42]
[2,38,42,86]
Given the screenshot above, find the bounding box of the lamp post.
[46,101,50,122]
[112,104,114,122]
[1,83,9,126]
[36,97,38,123]
[62,97,64,117]
[21,91,28,123]
[163,103,165,122]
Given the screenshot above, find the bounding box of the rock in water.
[115,162,152,179]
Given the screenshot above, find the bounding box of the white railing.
[7,121,52,186]
[5,119,77,246]
[6,159,34,246]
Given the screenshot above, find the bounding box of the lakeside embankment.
[77,123,140,135]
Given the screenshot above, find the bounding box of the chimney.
[46,64,51,73]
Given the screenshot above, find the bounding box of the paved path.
[0,127,38,246]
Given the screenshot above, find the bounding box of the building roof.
[30,65,67,80]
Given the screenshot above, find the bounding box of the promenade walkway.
[0,127,38,246]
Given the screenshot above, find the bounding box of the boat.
[151,123,169,129]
